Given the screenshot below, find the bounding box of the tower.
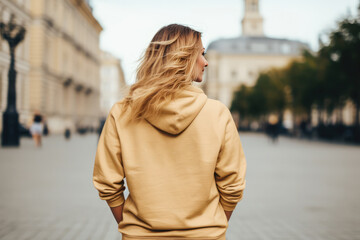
[241,0,264,36]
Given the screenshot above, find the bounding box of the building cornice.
[1,0,31,21]
[69,0,103,33]
[35,15,100,64]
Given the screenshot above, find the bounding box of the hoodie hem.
[121,232,226,240]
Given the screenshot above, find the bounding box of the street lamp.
[0,14,26,147]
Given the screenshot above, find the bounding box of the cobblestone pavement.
[0,133,359,240]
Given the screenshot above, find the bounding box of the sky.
[90,0,359,84]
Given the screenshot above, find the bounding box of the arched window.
[251,0,257,11]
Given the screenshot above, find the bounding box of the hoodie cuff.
[220,197,240,211]
[106,194,125,208]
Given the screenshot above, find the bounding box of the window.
[21,74,26,110]
[251,0,257,11]
[252,43,267,52]
[17,0,25,6]
[281,43,291,54]
[252,23,257,30]
[44,37,49,68]
[0,69,2,109]
[231,70,237,78]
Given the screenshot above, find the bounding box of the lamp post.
[0,14,26,147]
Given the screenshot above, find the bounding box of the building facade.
[28,0,102,133]
[0,0,31,132]
[204,0,309,108]
[100,51,127,116]
[0,0,102,134]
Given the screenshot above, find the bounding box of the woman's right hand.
[224,210,233,221]
[110,204,124,224]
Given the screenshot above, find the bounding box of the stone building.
[0,0,102,133]
[204,0,309,108]
[0,0,31,132]
[100,51,127,116]
[28,0,102,133]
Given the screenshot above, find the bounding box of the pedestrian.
[97,117,106,139]
[42,117,49,136]
[64,128,71,140]
[266,114,280,142]
[30,110,43,147]
[93,24,247,240]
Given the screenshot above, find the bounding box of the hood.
[146,85,207,135]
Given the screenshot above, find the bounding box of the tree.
[253,70,286,115]
[323,18,360,128]
[230,16,360,141]
[231,69,286,121]
[231,85,251,119]
[283,51,320,118]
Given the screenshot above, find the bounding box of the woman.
[93,24,246,240]
[30,110,43,147]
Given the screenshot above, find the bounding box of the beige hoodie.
[93,85,246,240]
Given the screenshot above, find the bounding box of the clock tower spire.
[241,0,264,36]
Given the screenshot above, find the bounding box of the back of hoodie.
[93,85,246,240]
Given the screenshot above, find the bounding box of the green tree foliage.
[322,18,360,127]
[230,85,251,118]
[254,70,286,114]
[284,50,320,116]
[230,69,286,119]
[231,16,360,130]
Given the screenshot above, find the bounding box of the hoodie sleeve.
[93,108,125,207]
[215,109,247,211]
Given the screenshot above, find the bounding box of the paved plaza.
[0,133,359,240]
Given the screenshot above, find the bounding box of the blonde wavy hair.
[123,24,202,120]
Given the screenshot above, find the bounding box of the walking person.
[30,110,43,147]
[93,24,247,240]
[64,128,71,140]
[42,117,49,136]
[266,114,280,143]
